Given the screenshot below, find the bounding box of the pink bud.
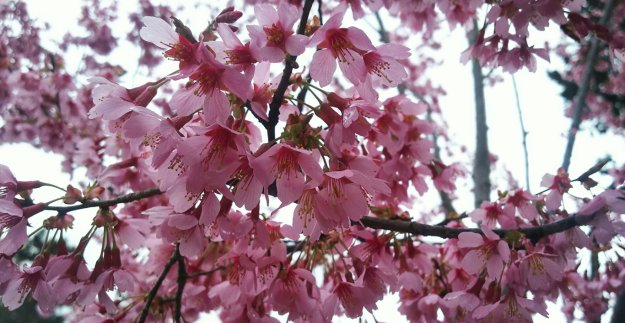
[218,6,235,15]
[16,180,43,191]
[133,86,158,107]
[216,11,242,24]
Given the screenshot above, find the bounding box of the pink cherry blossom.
[308,11,375,86]
[458,228,511,279]
[140,16,200,76]
[251,143,323,206]
[247,3,308,62]
[170,45,252,124]
[540,167,572,211]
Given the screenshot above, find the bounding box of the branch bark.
[137,247,178,323]
[44,188,162,214]
[468,20,491,207]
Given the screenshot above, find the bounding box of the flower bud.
[216,11,243,24]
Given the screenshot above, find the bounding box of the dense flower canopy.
[1,0,625,322]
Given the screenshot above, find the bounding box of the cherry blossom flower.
[268,267,320,320]
[469,201,516,228]
[518,251,564,292]
[251,143,323,206]
[2,254,54,313]
[314,169,390,232]
[540,167,572,211]
[473,291,548,322]
[308,11,375,86]
[458,227,510,279]
[504,189,539,221]
[247,3,308,62]
[363,44,409,87]
[140,16,200,76]
[210,23,258,76]
[170,46,252,124]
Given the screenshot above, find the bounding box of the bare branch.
[137,248,178,323]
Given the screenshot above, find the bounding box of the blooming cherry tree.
[1,0,625,322]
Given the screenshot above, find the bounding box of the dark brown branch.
[561,0,617,171]
[360,212,589,243]
[174,245,186,323]
[266,0,315,140]
[44,188,162,214]
[137,248,178,323]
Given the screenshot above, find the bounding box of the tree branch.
[174,245,186,323]
[360,212,590,242]
[468,20,491,207]
[137,248,178,323]
[44,188,162,214]
[561,0,617,172]
[266,0,315,140]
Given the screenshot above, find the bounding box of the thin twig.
[511,75,531,190]
[174,245,186,323]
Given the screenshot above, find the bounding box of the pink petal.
[310,49,337,87]
[460,250,484,274]
[199,192,220,226]
[168,213,197,230]
[285,34,308,56]
[140,16,179,49]
[203,91,230,124]
[170,86,203,116]
[338,51,367,85]
[457,232,484,248]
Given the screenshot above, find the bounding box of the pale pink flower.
[314,169,389,232]
[505,189,539,221]
[210,23,258,75]
[87,77,157,120]
[169,46,252,124]
[540,168,572,211]
[458,227,510,279]
[3,254,55,313]
[363,44,409,87]
[251,143,323,206]
[247,3,308,62]
[469,201,516,229]
[441,290,481,321]
[308,11,375,86]
[473,291,547,322]
[140,16,200,76]
[268,267,320,320]
[331,280,377,318]
[518,251,563,291]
